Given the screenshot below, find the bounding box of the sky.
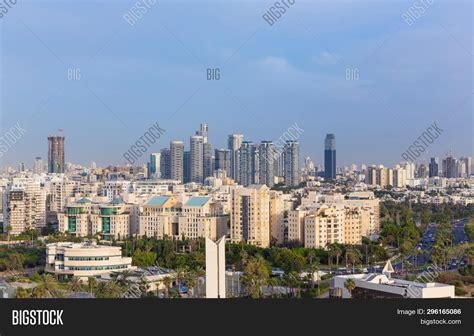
[0,0,472,169]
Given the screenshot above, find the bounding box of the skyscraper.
[148,152,160,177]
[160,148,171,179]
[324,134,336,180]
[442,156,456,178]
[429,157,439,177]
[203,142,213,179]
[34,157,44,174]
[48,131,65,173]
[284,140,299,187]
[228,134,243,180]
[197,123,209,144]
[190,135,204,183]
[183,151,191,183]
[215,149,231,177]
[170,141,184,182]
[259,140,275,187]
[239,141,259,186]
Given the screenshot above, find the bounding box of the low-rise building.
[45,242,133,280]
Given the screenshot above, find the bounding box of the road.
[393,218,468,273]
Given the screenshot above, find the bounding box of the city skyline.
[0,1,471,168]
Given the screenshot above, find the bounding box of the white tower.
[205,236,226,298]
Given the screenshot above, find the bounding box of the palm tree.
[15,286,32,298]
[328,244,342,270]
[67,277,84,293]
[162,276,173,298]
[344,278,356,298]
[194,266,205,297]
[87,277,97,296]
[95,280,124,298]
[267,277,280,298]
[185,270,197,298]
[345,248,362,273]
[34,274,61,298]
[307,250,317,266]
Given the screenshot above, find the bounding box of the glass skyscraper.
[324,134,336,180]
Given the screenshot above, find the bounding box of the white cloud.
[312,51,339,65]
[260,56,290,70]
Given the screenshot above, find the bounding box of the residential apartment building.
[230,185,270,247]
[178,196,226,240]
[3,177,47,234]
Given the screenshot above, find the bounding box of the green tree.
[15,287,33,298]
[32,274,61,298]
[67,277,84,293]
[132,250,157,267]
[4,253,25,279]
[95,280,125,298]
[87,277,98,296]
[344,278,356,297]
[241,255,270,298]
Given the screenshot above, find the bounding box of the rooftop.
[185,196,211,207]
[146,195,172,206]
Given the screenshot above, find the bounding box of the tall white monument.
[205,236,226,298]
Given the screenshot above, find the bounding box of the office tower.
[197,123,209,144]
[183,151,191,183]
[228,134,243,180]
[324,134,336,180]
[284,140,299,188]
[305,156,315,175]
[205,236,226,298]
[259,141,276,187]
[442,156,456,178]
[429,157,439,177]
[230,185,270,247]
[18,163,26,172]
[160,148,171,179]
[170,141,184,182]
[34,157,44,174]
[203,143,213,179]
[417,163,428,178]
[456,159,466,178]
[148,153,160,177]
[190,135,204,183]
[239,141,259,186]
[48,131,65,173]
[215,149,231,177]
[464,156,472,177]
[276,150,285,177]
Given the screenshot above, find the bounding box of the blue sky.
[1,0,472,168]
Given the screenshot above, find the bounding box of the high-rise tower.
[324,134,336,180]
[48,130,65,173]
